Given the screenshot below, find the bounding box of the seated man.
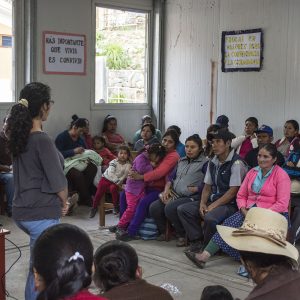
[0,123,14,217]
[245,124,285,168]
[178,129,248,253]
[132,115,162,144]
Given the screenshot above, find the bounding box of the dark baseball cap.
[216,115,229,128]
[256,124,273,137]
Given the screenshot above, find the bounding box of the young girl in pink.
[115,144,166,239]
[89,145,131,218]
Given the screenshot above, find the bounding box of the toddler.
[116,144,166,240]
[92,135,116,170]
[89,145,131,218]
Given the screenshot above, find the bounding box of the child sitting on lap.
[89,145,131,218]
[116,144,166,240]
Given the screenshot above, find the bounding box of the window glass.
[0,0,13,102]
[95,7,148,104]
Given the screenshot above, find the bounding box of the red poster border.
[43,31,87,76]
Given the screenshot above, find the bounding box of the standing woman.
[6,82,68,300]
[102,115,126,155]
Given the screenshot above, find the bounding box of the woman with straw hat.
[217,207,299,300]
[185,144,291,268]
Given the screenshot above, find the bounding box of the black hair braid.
[96,252,132,291]
[7,104,32,157]
[37,259,91,300]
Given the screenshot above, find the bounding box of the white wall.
[35,0,149,141]
[164,0,300,141]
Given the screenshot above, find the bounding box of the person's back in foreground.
[33,223,106,300]
[93,240,173,300]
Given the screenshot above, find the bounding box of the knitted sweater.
[103,159,131,185]
[143,150,179,190]
[237,165,291,213]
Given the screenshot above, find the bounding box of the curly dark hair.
[6,82,51,157]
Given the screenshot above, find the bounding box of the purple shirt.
[125,152,153,195]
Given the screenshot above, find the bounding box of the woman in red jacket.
[117,130,180,241]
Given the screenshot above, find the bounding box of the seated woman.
[55,116,97,206]
[275,119,299,159]
[231,117,258,159]
[116,130,180,241]
[32,223,106,300]
[102,115,126,155]
[217,208,299,300]
[149,134,208,245]
[186,143,291,268]
[93,240,173,300]
[134,123,160,151]
[167,125,186,157]
[132,115,162,144]
[82,117,93,149]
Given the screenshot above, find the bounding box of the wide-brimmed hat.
[217,207,299,263]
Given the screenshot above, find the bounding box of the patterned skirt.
[212,210,289,261]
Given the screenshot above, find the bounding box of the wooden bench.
[98,193,114,227]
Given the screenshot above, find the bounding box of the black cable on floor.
[1,237,22,300]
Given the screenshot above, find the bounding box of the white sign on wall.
[221,28,263,72]
[43,31,86,75]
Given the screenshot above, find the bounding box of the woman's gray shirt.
[12,132,67,221]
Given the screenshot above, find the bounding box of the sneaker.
[116,230,141,242]
[89,207,97,218]
[115,227,126,236]
[176,237,186,247]
[108,225,118,233]
[156,233,166,241]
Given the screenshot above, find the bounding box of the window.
[95,6,149,104]
[0,0,13,102]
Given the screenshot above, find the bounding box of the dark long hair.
[259,143,278,161]
[240,251,294,270]
[6,82,51,157]
[102,115,117,133]
[33,224,93,300]
[93,240,138,292]
[69,114,88,129]
[163,129,179,146]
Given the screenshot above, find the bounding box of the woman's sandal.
[185,251,206,269]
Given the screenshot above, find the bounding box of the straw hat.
[217,207,299,263]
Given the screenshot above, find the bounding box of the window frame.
[0,0,31,107]
[91,0,153,111]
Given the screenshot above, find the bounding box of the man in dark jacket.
[245,125,285,168]
[179,129,248,253]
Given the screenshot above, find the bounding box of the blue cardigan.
[55,130,86,158]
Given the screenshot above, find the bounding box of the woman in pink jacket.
[186,143,291,268]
